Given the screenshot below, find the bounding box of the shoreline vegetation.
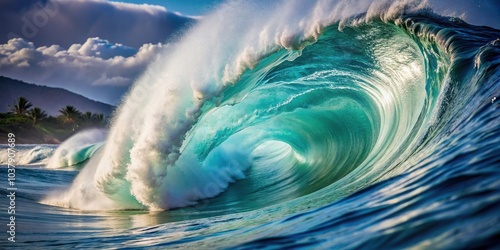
[0,96,110,144]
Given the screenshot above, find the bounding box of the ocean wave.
[0,144,57,165]
[38,4,499,248]
[45,128,107,169]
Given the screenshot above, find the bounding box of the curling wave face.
[40,3,500,243]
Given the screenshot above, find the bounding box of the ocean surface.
[1,0,499,248]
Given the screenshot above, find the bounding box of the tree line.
[7,96,107,130]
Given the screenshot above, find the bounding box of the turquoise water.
[1,0,499,248]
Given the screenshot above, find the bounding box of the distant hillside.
[0,76,115,116]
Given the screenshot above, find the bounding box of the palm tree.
[26,107,47,124]
[58,106,81,130]
[92,113,105,125]
[8,96,33,115]
[82,111,93,126]
[83,111,93,121]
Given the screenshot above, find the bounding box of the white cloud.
[0,37,167,103]
[0,0,194,48]
[73,37,137,59]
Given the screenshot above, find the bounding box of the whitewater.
[1,0,499,248]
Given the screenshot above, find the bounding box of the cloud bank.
[0,0,194,48]
[0,0,195,104]
[0,37,166,103]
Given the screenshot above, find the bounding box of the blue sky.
[110,0,226,16]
